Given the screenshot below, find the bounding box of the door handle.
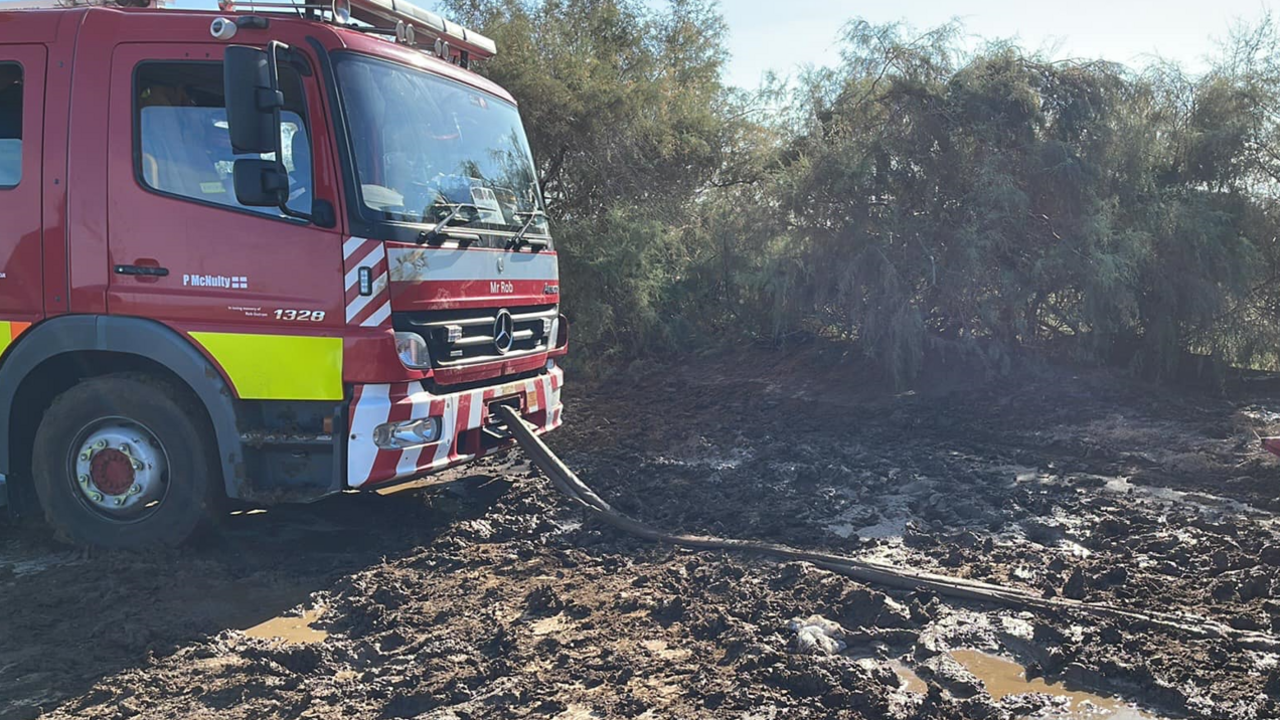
[114,264,169,277]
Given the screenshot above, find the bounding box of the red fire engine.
[0,0,566,547]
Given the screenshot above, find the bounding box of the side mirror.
[233,158,288,207]
[223,45,280,155]
[223,42,323,224]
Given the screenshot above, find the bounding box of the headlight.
[553,314,568,349]
[373,417,442,449]
[394,331,431,369]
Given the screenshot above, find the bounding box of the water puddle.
[951,649,1159,719]
[242,608,327,644]
[889,660,927,694]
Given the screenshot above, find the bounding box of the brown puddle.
[889,660,927,694]
[950,649,1160,720]
[242,608,328,644]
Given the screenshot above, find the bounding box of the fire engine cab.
[0,0,566,547]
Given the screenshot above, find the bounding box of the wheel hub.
[72,420,168,518]
[89,448,135,495]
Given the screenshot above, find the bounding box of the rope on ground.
[495,405,1280,653]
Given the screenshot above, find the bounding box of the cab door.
[0,45,46,345]
[106,43,346,401]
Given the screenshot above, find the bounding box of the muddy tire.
[32,376,218,548]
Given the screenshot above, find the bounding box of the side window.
[0,63,21,189]
[134,62,312,217]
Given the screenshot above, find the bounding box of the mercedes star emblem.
[493,309,515,354]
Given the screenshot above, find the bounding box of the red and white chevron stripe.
[343,236,391,327]
[347,366,564,488]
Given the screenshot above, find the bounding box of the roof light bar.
[345,0,495,60]
[216,0,495,64]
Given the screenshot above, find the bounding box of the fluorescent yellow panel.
[0,321,29,356]
[190,332,343,401]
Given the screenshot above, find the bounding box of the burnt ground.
[2,348,1280,719]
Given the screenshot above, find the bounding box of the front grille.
[394,304,557,368]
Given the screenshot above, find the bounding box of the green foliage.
[441,2,1280,384]
[758,18,1280,383]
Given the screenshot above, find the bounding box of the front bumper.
[346,367,564,487]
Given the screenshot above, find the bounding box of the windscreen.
[336,53,548,238]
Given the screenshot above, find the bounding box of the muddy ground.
[2,348,1280,719]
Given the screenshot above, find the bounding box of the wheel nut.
[89,492,103,502]
[78,474,90,485]
[119,444,132,456]
[128,484,142,495]
[94,440,107,449]
[79,452,90,461]
[133,461,144,471]
[113,497,125,506]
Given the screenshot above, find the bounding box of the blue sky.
[713,0,1277,88]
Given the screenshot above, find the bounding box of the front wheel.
[32,376,218,548]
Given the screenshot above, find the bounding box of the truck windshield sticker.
[470,186,504,224]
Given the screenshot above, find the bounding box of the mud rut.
[2,351,1280,719]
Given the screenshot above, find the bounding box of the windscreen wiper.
[510,210,549,249]
[419,202,481,244]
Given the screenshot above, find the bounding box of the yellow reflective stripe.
[0,320,32,356]
[190,332,343,401]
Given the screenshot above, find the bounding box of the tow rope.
[495,405,1280,653]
